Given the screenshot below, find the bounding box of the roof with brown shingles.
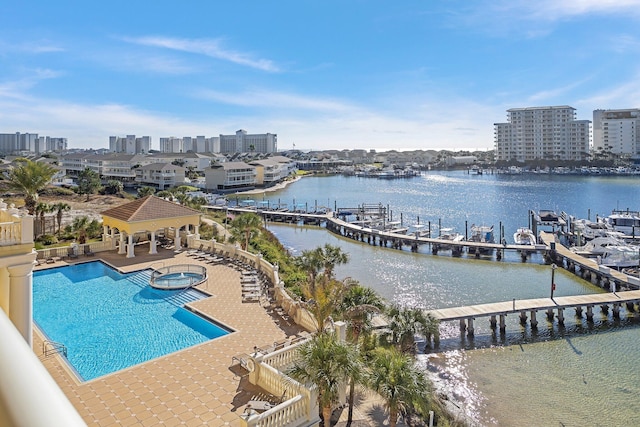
[101,195,201,222]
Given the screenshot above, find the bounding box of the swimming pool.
[33,261,230,381]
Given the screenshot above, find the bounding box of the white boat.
[513,228,536,246]
[437,228,465,246]
[570,236,626,255]
[600,245,640,269]
[538,210,560,223]
[411,223,431,238]
[604,210,640,236]
[434,227,465,255]
[469,224,495,254]
[573,218,615,240]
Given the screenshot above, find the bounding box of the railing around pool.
[149,264,208,290]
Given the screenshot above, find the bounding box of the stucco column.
[174,230,181,250]
[194,225,200,240]
[0,268,9,316]
[126,234,135,258]
[149,231,157,255]
[8,263,34,345]
[118,233,126,254]
[102,225,109,241]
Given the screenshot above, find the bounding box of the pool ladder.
[43,340,67,358]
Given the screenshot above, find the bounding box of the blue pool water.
[33,261,229,381]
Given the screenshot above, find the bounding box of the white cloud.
[574,72,640,110]
[0,69,63,98]
[529,0,640,21]
[120,36,279,72]
[0,40,65,54]
[194,88,353,112]
[527,77,593,103]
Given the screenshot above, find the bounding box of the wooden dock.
[539,231,640,291]
[428,289,640,336]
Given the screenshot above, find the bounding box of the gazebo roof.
[101,195,201,223]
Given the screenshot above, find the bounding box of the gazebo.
[101,195,202,258]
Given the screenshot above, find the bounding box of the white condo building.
[592,109,640,157]
[494,106,590,162]
[219,129,277,154]
[159,136,220,153]
[109,135,151,154]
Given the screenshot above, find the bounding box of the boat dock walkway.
[208,205,544,256]
[539,231,640,291]
[427,289,640,338]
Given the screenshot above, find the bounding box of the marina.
[241,171,640,426]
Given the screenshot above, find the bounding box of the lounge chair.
[187,244,204,256]
[67,247,79,260]
[231,353,251,372]
[83,246,95,257]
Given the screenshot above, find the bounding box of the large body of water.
[249,171,640,426]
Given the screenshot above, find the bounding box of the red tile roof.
[101,195,201,222]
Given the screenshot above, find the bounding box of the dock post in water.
[530,310,538,328]
[499,315,506,333]
[586,305,594,322]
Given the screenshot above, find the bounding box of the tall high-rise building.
[219,129,277,154]
[592,109,640,157]
[109,135,150,154]
[0,132,66,154]
[160,136,220,153]
[494,106,590,162]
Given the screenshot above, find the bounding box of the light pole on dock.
[550,263,557,299]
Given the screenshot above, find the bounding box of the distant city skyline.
[2,1,640,152]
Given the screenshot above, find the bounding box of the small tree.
[287,333,361,426]
[229,213,263,250]
[77,168,102,201]
[52,202,71,235]
[5,159,57,214]
[103,180,124,195]
[367,347,429,427]
[137,186,156,198]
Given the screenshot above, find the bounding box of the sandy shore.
[421,353,480,426]
[235,175,303,195]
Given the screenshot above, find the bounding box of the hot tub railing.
[150,264,208,290]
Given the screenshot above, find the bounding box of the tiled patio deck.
[33,247,306,427]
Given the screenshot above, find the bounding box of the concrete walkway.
[33,247,394,426]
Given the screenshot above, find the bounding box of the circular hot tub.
[150,265,207,290]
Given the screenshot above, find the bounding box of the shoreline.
[422,353,480,426]
[234,175,303,196]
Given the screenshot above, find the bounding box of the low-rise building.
[204,162,256,192]
[135,163,186,190]
[248,156,295,187]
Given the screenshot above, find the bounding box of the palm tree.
[337,284,386,423]
[386,306,439,353]
[318,244,349,283]
[71,216,91,244]
[137,186,156,198]
[34,202,53,236]
[294,248,324,292]
[303,278,348,333]
[52,202,71,235]
[5,159,57,214]
[338,284,386,343]
[367,347,429,427]
[229,212,263,250]
[287,332,361,426]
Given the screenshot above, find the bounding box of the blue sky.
[1,1,640,152]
